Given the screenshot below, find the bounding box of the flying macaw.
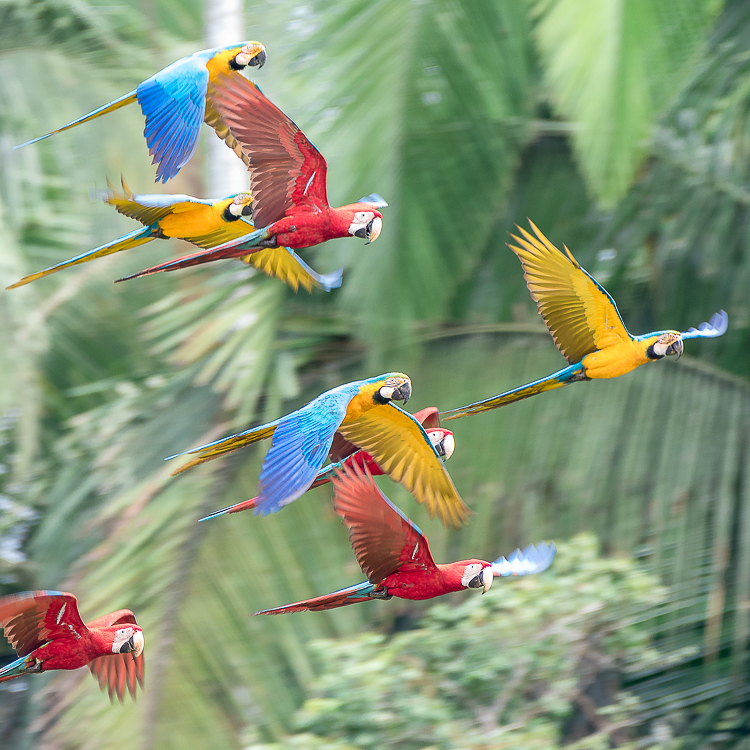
[170,374,470,528]
[441,220,728,420]
[115,72,387,279]
[0,591,145,701]
[15,42,267,183]
[6,179,341,293]
[254,463,555,614]
[199,407,455,521]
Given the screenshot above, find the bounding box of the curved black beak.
[249,49,267,68]
[667,339,684,360]
[354,220,373,240]
[394,382,411,405]
[119,635,136,654]
[241,204,253,217]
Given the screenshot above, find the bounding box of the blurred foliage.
[2,0,750,749]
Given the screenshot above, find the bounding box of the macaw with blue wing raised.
[170,374,470,528]
[15,42,266,183]
[6,178,341,293]
[442,220,728,420]
[254,463,555,614]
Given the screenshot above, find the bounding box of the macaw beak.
[467,567,493,593]
[440,434,455,461]
[667,338,683,360]
[120,631,145,657]
[249,48,267,67]
[394,381,411,405]
[354,217,383,244]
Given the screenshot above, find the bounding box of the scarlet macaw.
[0,591,144,701]
[198,407,455,521]
[15,42,267,183]
[6,179,341,293]
[254,463,555,614]
[170,375,470,528]
[116,72,387,279]
[442,220,728,420]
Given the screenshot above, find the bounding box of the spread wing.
[329,406,441,463]
[0,591,86,656]
[242,247,343,292]
[491,542,557,578]
[136,56,209,183]
[105,177,213,226]
[86,610,144,702]
[510,220,632,364]
[253,390,355,515]
[208,73,329,227]
[337,403,470,528]
[332,463,435,583]
[681,310,728,341]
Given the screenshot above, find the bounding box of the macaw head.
[427,428,455,461]
[346,208,384,245]
[646,331,683,360]
[226,193,254,220]
[373,374,411,405]
[111,626,145,658]
[460,560,494,594]
[232,42,267,69]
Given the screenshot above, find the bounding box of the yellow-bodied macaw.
[169,373,471,528]
[15,43,267,183]
[442,220,728,420]
[6,179,341,293]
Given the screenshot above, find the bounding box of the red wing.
[328,408,440,463]
[88,651,144,702]
[208,74,329,227]
[85,609,138,629]
[0,591,86,657]
[332,463,435,584]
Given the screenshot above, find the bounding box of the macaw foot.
[26,658,43,674]
[258,237,279,248]
[368,589,392,601]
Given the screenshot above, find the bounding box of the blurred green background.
[2,0,750,747]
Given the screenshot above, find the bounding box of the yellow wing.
[510,220,632,363]
[105,177,214,227]
[337,403,470,529]
[241,247,343,293]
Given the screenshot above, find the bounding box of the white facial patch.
[111,627,135,654]
[348,211,375,236]
[461,563,484,588]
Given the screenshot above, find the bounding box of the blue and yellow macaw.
[6,179,341,293]
[15,42,266,183]
[442,220,728,420]
[170,373,470,528]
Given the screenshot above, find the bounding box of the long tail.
[167,421,279,476]
[6,227,154,290]
[14,91,138,149]
[0,655,31,683]
[440,362,586,420]
[198,459,345,522]
[115,227,270,282]
[253,581,377,615]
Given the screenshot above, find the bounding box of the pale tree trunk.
[204,0,250,196]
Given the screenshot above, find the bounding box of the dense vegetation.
[2,0,750,748]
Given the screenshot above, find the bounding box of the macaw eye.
[354,211,371,222]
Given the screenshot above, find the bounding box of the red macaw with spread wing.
[254,464,556,615]
[120,73,386,280]
[0,591,144,701]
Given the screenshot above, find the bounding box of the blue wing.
[254,391,354,515]
[357,194,388,208]
[136,56,209,183]
[491,541,556,577]
[681,310,728,341]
